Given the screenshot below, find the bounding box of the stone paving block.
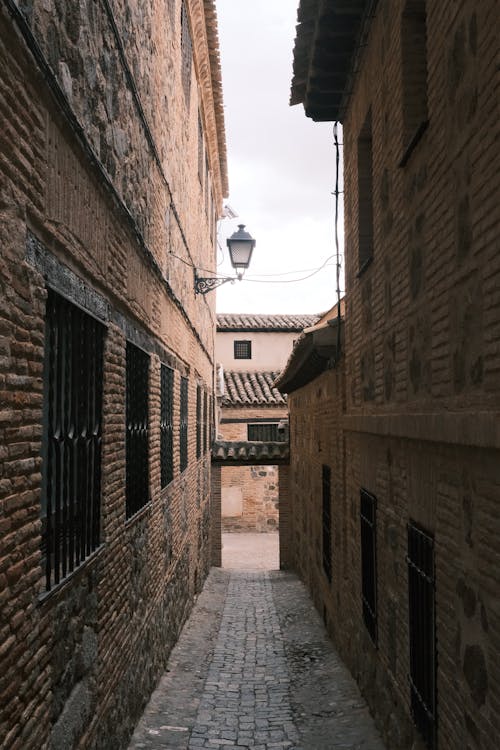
[128,568,386,750]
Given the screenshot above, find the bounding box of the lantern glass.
[227,225,255,271]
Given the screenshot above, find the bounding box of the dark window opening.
[180,376,188,472]
[400,1,429,166]
[197,113,204,183]
[126,342,150,518]
[234,340,252,359]
[196,384,202,459]
[407,521,436,749]
[247,423,285,442]
[360,488,378,644]
[357,110,374,273]
[322,465,332,583]
[203,389,208,453]
[160,364,174,488]
[181,1,192,105]
[41,290,105,591]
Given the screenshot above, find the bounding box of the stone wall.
[0,1,225,748]
[285,2,499,750]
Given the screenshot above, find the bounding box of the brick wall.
[0,1,225,748]
[286,2,500,750]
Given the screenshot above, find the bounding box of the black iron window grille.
[160,364,174,488]
[234,340,252,359]
[41,290,105,592]
[407,521,436,749]
[322,465,332,583]
[126,342,149,518]
[181,0,192,104]
[360,488,378,644]
[247,423,283,442]
[203,389,208,453]
[196,384,202,459]
[180,376,188,472]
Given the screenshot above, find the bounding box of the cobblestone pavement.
[128,568,386,750]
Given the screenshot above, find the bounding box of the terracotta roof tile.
[212,440,290,464]
[217,313,319,332]
[222,371,287,407]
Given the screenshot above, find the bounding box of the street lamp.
[194,224,256,295]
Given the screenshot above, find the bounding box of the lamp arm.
[194,272,236,295]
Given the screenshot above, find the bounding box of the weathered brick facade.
[0,1,226,748]
[286,2,500,750]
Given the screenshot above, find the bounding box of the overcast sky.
[215,0,344,315]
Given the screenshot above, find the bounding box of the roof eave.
[290,0,378,123]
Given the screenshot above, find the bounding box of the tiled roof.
[217,313,319,332]
[290,0,375,122]
[222,371,287,407]
[212,440,290,465]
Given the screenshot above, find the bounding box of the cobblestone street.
[128,537,386,750]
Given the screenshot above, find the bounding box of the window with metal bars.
[180,376,188,472]
[360,489,378,644]
[126,342,150,518]
[400,1,429,166]
[357,109,374,272]
[322,465,332,583]
[203,389,208,453]
[41,289,105,591]
[407,521,436,749]
[196,384,202,459]
[160,364,174,488]
[181,1,192,105]
[247,423,283,442]
[234,340,251,359]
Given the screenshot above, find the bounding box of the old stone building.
[0,1,226,748]
[282,2,500,750]
[215,313,316,532]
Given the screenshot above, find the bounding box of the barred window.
[360,489,378,644]
[41,290,105,591]
[126,342,149,518]
[407,521,436,749]
[196,384,202,459]
[358,109,374,272]
[247,423,282,442]
[198,113,204,183]
[203,389,208,453]
[234,340,251,359]
[160,364,174,488]
[322,465,332,583]
[400,1,429,166]
[181,0,192,105]
[180,376,188,472]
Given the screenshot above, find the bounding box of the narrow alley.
[128,535,386,750]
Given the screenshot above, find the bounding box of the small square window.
[234,340,251,359]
